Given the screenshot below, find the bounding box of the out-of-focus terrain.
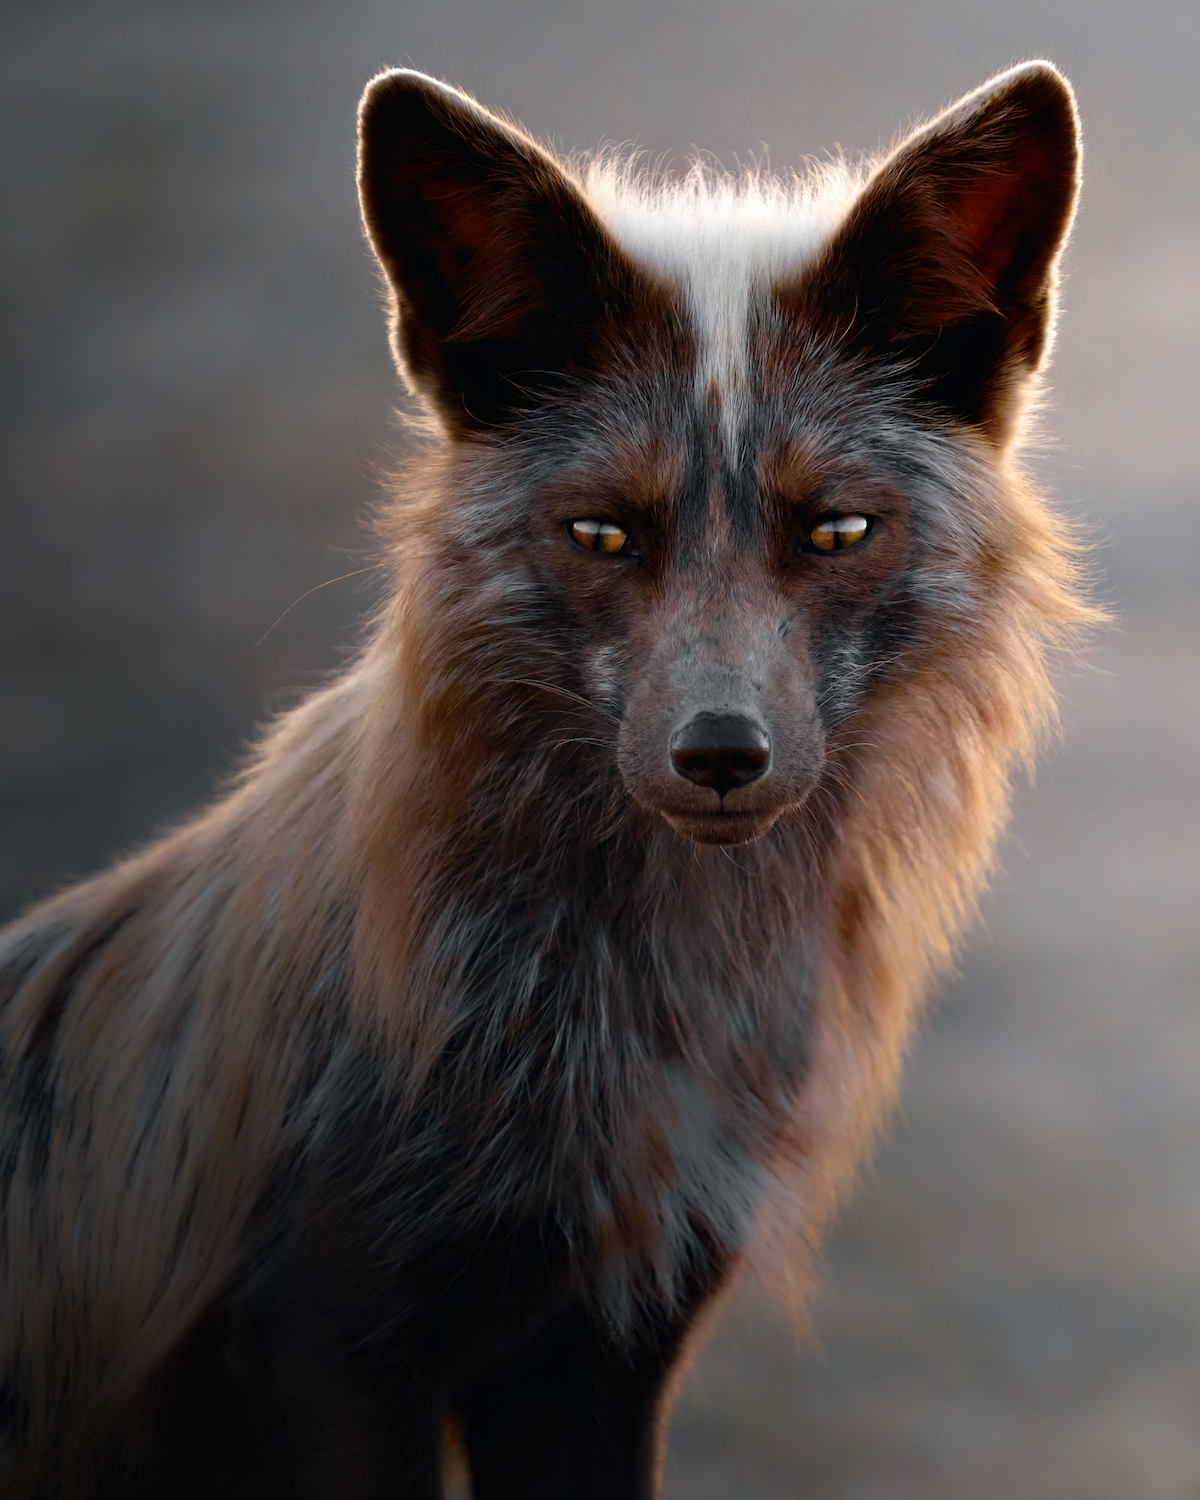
[3,4,1198,1495]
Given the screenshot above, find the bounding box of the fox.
[0,60,1091,1498]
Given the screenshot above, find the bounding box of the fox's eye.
[570,519,628,554]
[810,515,870,552]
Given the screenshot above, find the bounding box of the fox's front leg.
[454,1279,726,1500]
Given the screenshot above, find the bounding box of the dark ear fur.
[779,61,1081,443]
[358,70,652,436]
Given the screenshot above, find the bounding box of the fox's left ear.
[780,62,1080,444]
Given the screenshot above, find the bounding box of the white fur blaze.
[585,161,860,449]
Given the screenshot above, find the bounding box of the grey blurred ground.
[2,3,1198,1495]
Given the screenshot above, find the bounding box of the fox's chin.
[660,808,783,846]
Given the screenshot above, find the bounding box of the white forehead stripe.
[584,161,859,437]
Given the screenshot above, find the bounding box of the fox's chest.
[279,974,807,1352]
[273,864,818,1355]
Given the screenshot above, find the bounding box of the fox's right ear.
[358,70,646,437]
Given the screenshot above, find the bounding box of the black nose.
[669,714,771,798]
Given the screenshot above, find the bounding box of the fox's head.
[358,66,1080,848]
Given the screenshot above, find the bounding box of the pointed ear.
[357,70,650,436]
[778,62,1081,443]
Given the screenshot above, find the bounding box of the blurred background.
[3,2,1198,1495]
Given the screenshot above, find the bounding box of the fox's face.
[358,66,1078,846]
[515,365,922,846]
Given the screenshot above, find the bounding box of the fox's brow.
[603,446,684,516]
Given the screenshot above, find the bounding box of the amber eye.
[810,515,869,552]
[570,519,628,554]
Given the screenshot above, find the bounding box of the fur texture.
[0,63,1092,1498]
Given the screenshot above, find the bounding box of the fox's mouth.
[660,807,782,847]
